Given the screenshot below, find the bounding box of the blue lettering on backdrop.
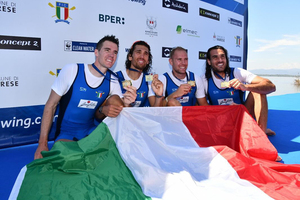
[0,105,58,148]
[129,0,146,6]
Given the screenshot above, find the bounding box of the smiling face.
[169,49,188,77]
[129,44,150,71]
[207,48,227,73]
[95,40,118,70]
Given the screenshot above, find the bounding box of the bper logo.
[48,2,76,24]
[199,51,207,60]
[199,8,220,21]
[162,0,188,13]
[162,47,173,58]
[99,14,125,25]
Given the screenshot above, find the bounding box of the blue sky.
[247,0,300,70]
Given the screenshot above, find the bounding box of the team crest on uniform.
[227,90,235,96]
[137,91,146,98]
[96,91,105,98]
[48,2,76,24]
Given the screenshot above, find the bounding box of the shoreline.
[257,74,299,77]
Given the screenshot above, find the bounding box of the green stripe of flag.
[17,123,150,200]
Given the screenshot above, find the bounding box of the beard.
[212,63,227,73]
[132,60,148,71]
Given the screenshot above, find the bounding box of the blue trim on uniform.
[55,70,78,139]
[116,70,150,107]
[55,63,111,141]
[207,68,244,105]
[164,71,197,106]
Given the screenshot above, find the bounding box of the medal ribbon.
[172,71,190,82]
[213,71,236,92]
[213,71,226,81]
[129,68,142,73]
[91,63,118,81]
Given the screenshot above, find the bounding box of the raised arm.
[149,74,164,107]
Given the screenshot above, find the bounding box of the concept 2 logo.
[48,2,76,24]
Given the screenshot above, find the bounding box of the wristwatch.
[98,106,103,114]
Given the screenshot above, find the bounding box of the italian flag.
[56,2,69,20]
[9,106,300,199]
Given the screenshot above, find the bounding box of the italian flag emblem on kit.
[96,91,104,98]
[138,92,145,98]
[228,90,234,96]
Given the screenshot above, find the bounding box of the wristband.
[155,94,163,98]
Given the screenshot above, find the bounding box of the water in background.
[260,75,300,96]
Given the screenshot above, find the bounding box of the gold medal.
[188,81,196,87]
[145,75,153,82]
[221,81,230,88]
[122,80,132,87]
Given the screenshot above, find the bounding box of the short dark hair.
[205,45,231,79]
[125,40,152,73]
[169,46,187,59]
[96,35,119,50]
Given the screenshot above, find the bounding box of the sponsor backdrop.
[0,0,248,148]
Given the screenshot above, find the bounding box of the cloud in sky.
[278,62,300,69]
[254,34,300,52]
